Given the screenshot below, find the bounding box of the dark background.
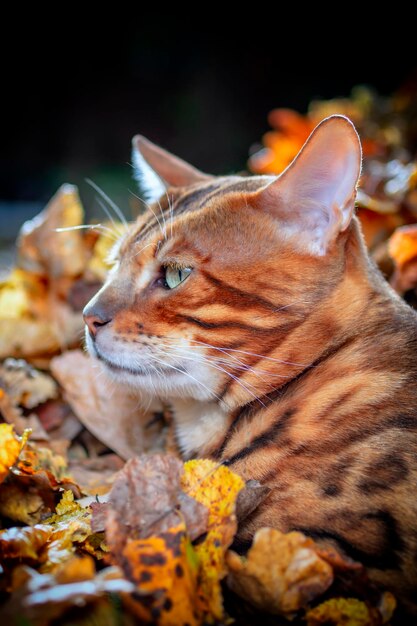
[1,22,416,238]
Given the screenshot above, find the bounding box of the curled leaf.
[226,527,333,616]
[51,351,165,460]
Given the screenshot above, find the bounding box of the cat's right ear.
[132,135,212,203]
[252,115,362,256]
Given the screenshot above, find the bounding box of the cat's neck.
[171,221,417,459]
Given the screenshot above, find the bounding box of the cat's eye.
[164,266,192,289]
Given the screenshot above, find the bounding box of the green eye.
[164,266,192,289]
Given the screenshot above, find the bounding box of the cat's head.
[83,115,362,406]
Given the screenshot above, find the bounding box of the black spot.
[192,532,208,546]
[163,598,173,612]
[140,553,167,566]
[213,539,221,547]
[138,570,152,583]
[322,484,341,497]
[175,563,184,578]
[151,607,161,619]
[388,414,417,430]
[137,322,144,330]
[160,530,184,557]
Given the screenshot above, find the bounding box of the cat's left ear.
[132,135,212,203]
[254,115,362,255]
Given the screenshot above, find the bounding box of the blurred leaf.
[226,527,333,616]
[0,423,28,483]
[305,597,383,626]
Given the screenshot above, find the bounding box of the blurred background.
[1,22,417,249]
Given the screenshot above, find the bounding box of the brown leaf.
[0,358,58,410]
[90,501,109,533]
[17,184,87,278]
[226,527,334,616]
[51,350,166,460]
[0,482,46,525]
[69,454,125,496]
[108,454,208,541]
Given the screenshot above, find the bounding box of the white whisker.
[129,189,166,241]
[86,178,128,227]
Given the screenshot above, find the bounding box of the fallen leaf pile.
[1,84,416,624]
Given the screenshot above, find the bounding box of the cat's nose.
[83,303,112,338]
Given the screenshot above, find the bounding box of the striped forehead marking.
[134,175,272,243]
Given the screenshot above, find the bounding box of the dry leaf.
[17,184,87,278]
[2,561,134,626]
[0,482,45,525]
[105,455,204,625]
[69,454,124,497]
[107,454,208,541]
[226,527,333,616]
[109,521,200,625]
[51,350,165,459]
[388,224,417,294]
[181,458,244,621]
[0,423,24,483]
[0,358,57,409]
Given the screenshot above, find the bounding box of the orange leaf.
[226,527,333,616]
[0,423,29,484]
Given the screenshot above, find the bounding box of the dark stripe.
[213,335,358,460]
[134,175,270,243]
[175,314,266,332]
[222,408,296,466]
[201,271,278,313]
[295,514,403,571]
[217,319,303,401]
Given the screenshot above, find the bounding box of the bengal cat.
[83,116,417,615]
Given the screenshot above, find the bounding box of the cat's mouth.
[93,345,185,377]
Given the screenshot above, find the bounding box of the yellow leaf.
[306,597,381,626]
[0,423,29,484]
[181,459,244,622]
[44,490,91,543]
[86,223,127,281]
[226,527,333,615]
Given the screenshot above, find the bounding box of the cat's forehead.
[172,174,273,212]
[126,173,274,247]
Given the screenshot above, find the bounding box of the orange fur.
[84,121,417,617]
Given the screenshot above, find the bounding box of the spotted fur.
[84,118,417,614]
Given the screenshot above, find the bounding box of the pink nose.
[83,302,112,338]
[83,314,111,337]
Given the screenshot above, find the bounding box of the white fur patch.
[132,145,166,204]
[170,398,229,458]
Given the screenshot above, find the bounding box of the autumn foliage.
[1,85,417,624]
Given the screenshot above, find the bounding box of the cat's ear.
[254,115,362,255]
[132,135,212,203]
